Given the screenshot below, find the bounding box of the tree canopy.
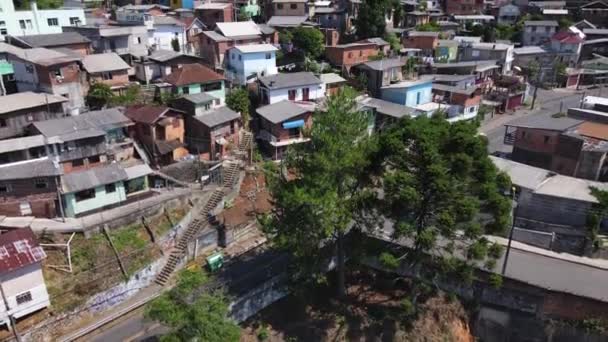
[291,27,325,59]
[226,88,251,129]
[13,0,62,9]
[262,88,378,296]
[355,0,389,39]
[377,116,511,300]
[86,83,114,110]
[145,269,240,342]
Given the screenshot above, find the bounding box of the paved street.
[481,86,607,153]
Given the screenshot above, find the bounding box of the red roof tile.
[0,228,45,275]
[125,105,170,124]
[552,31,584,44]
[163,64,224,86]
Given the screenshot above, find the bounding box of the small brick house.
[256,100,314,160]
[195,2,234,29]
[325,42,379,71]
[82,53,131,93]
[125,105,189,166]
[402,31,439,56]
[0,159,61,218]
[445,0,484,15]
[198,21,265,68]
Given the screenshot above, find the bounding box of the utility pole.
[502,187,518,276]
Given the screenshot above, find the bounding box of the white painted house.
[258,72,324,105]
[0,0,85,39]
[225,44,278,86]
[0,228,50,326]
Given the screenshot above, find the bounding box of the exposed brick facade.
[0,178,58,218]
[325,43,378,70]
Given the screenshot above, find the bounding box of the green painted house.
[435,40,459,63]
[61,163,152,217]
[164,63,226,106]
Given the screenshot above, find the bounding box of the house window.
[72,158,84,167]
[348,52,353,58]
[416,92,421,105]
[0,118,6,127]
[544,136,550,143]
[30,246,46,261]
[0,247,8,259]
[19,202,31,215]
[238,55,242,61]
[19,19,33,30]
[469,107,475,113]
[25,64,33,73]
[266,53,272,59]
[52,69,62,78]
[0,29,6,35]
[16,292,32,305]
[277,3,284,9]
[288,89,296,100]
[89,155,100,164]
[13,240,29,253]
[75,189,95,202]
[182,87,190,94]
[105,183,116,193]
[0,184,11,193]
[47,18,59,26]
[472,50,480,57]
[522,131,527,138]
[35,178,48,189]
[70,17,80,25]
[290,3,297,9]
[102,72,113,80]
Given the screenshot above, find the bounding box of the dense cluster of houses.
[0,0,604,326]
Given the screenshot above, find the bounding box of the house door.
[302,88,310,101]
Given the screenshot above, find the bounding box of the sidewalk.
[0,188,192,233]
[487,235,608,271]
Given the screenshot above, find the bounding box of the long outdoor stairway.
[155,161,240,286]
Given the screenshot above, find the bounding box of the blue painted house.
[226,44,278,86]
[381,79,433,107]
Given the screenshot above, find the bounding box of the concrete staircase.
[238,131,253,154]
[155,161,240,286]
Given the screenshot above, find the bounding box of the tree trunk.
[336,231,346,298]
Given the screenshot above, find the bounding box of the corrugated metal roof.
[0,158,61,181]
[194,106,241,127]
[124,163,153,179]
[0,228,45,274]
[33,108,131,141]
[258,71,321,90]
[257,100,309,124]
[233,44,278,53]
[0,92,67,115]
[13,32,90,48]
[505,115,583,131]
[61,163,128,193]
[267,16,309,27]
[82,53,130,73]
[216,21,261,38]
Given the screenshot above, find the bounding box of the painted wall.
[265,84,325,104]
[177,81,226,106]
[0,1,85,37]
[0,263,50,321]
[150,25,186,51]
[227,48,277,85]
[63,181,127,217]
[381,82,432,107]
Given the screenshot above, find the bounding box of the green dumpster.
[206,252,224,272]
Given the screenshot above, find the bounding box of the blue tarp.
[282,119,305,129]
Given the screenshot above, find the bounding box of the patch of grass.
[111,224,147,253]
